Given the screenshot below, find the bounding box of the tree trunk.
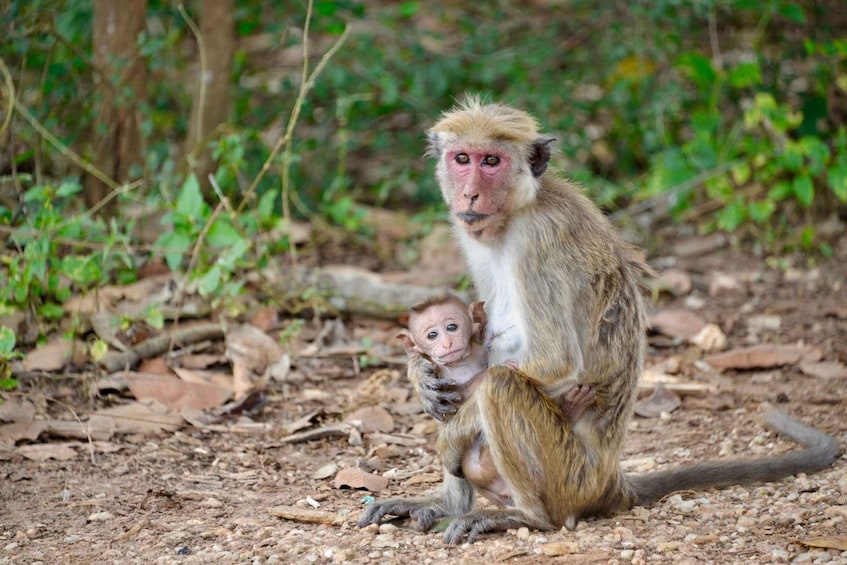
[184,0,235,199]
[86,0,148,214]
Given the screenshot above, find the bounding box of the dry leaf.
[172,367,234,391]
[22,339,88,371]
[179,354,228,369]
[226,323,286,398]
[269,505,343,525]
[138,357,172,376]
[689,323,727,352]
[0,396,36,424]
[704,345,810,370]
[0,420,48,443]
[799,361,847,379]
[634,383,681,418]
[541,541,580,556]
[798,536,847,551]
[90,311,128,352]
[648,309,707,340]
[708,272,744,296]
[17,443,78,461]
[249,306,279,332]
[651,269,692,296]
[121,371,232,410]
[333,467,389,493]
[345,406,395,433]
[44,417,115,441]
[92,400,183,434]
[311,462,338,480]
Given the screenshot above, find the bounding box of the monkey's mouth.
[457,212,490,225]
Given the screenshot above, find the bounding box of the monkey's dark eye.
[455,153,470,164]
[446,323,458,332]
[427,331,438,340]
[482,155,500,166]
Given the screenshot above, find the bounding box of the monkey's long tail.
[626,408,843,507]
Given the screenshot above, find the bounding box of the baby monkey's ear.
[397,330,420,357]
[469,301,487,338]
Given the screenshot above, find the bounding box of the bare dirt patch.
[2,249,847,564]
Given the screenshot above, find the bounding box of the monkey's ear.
[425,131,442,158]
[469,301,487,337]
[397,330,419,357]
[529,137,556,178]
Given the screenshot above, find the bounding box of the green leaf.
[800,225,815,249]
[155,231,192,272]
[90,339,108,362]
[768,181,792,201]
[748,200,776,224]
[146,307,164,330]
[827,158,847,202]
[218,237,250,270]
[40,302,64,320]
[675,52,717,89]
[792,175,814,207]
[0,327,16,354]
[176,174,206,222]
[198,264,222,297]
[716,200,746,231]
[207,219,242,248]
[799,137,830,175]
[56,179,83,198]
[777,1,806,24]
[779,140,804,172]
[728,61,762,88]
[0,378,18,391]
[258,189,278,223]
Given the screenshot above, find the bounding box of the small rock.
[3,542,19,552]
[747,314,782,332]
[87,511,114,522]
[737,516,756,528]
[690,323,727,352]
[620,549,635,559]
[515,527,530,540]
[793,552,813,563]
[378,524,398,535]
[771,548,790,562]
[837,472,847,495]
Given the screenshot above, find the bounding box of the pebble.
[837,472,847,495]
[87,511,114,522]
[771,549,790,562]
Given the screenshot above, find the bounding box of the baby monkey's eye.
[427,331,438,340]
[446,323,459,332]
[455,153,470,164]
[482,155,500,166]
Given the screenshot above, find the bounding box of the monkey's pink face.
[410,307,473,365]
[445,149,512,238]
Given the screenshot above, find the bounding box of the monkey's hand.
[409,355,461,422]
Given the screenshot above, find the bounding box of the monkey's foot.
[443,509,541,544]
[358,498,448,531]
[562,384,596,423]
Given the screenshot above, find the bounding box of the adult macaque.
[359,96,842,543]
[399,293,595,506]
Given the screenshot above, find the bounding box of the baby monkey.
[399,293,595,507]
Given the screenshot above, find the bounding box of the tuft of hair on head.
[409,292,467,315]
[428,93,541,148]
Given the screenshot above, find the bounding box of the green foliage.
[0,327,23,391]
[0,179,137,323]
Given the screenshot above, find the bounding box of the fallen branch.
[99,322,224,372]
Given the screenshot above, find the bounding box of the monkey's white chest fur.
[458,231,529,366]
